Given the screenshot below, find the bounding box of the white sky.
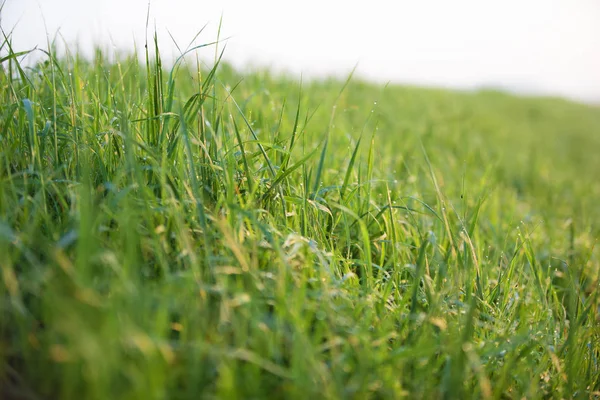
[2,0,600,103]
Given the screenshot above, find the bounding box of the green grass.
[1,30,599,399]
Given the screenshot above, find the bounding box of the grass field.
[1,31,600,399]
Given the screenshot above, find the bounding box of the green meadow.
[1,31,599,399]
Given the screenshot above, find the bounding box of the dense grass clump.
[0,33,599,399]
